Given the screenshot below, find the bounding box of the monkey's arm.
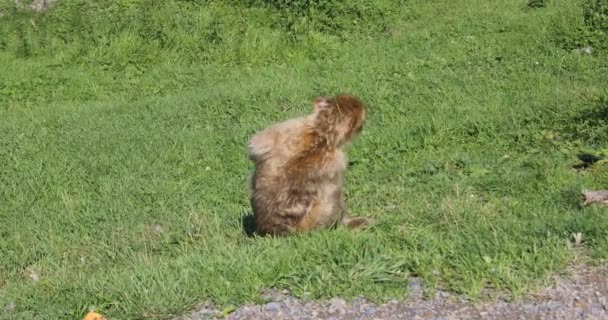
[338,190,350,216]
[249,116,312,162]
[248,129,276,161]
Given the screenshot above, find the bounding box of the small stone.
[354,295,367,303]
[385,204,398,210]
[328,298,346,315]
[260,289,285,302]
[265,302,281,312]
[4,302,15,312]
[153,223,164,234]
[26,268,39,282]
[364,307,377,316]
[572,232,583,246]
[408,277,423,286]
[578,47,593,55]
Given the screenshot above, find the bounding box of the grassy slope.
[1,0,608,318]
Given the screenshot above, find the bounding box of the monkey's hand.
[342,216,375,230]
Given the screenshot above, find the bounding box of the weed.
[554,0,608,51]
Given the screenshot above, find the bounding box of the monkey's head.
[312,94,365,147]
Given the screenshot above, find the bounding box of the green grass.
[1,0,608,318]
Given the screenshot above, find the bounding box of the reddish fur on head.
[284,94,366,175]
[312,94,365,147]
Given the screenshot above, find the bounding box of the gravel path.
[180,263,608,320]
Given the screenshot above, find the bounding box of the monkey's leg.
[267,203,313,235]
[254,212,297,236]
[295,203,322,232]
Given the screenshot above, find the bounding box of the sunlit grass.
[0,0,607,318]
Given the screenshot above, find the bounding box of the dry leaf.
[82,311,107,320]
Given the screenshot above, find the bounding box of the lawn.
[1,0,607,318]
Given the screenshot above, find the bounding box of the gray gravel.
[179,263,608,320]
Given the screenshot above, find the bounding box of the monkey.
[247,94,374,236]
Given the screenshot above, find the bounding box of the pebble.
[578,47,594,55]
[364,307,377,316]
[265,302,281,312]
[4,302,16,312]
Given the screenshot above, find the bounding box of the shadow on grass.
[241,212,257,237]
[559,187,586,209]
[573,99,608,123]
[562,98,608,144]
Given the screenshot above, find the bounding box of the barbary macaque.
[247,94,374,236]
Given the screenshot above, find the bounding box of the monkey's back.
[250,167,317,235]
[250,142,347,236]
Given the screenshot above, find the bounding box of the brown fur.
[248,94,374,236]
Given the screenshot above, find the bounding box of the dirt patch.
[179,261,608,320]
